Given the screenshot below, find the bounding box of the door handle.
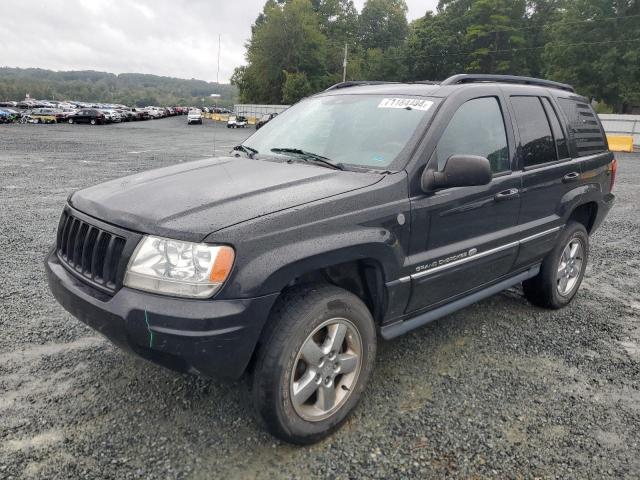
[494,188,520,202]
[562,172,580,183]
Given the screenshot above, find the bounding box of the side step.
[380,266,540,340]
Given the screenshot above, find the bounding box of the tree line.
[0,68,238,107]
[231,0,639,112]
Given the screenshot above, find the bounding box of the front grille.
[56,211,126,292]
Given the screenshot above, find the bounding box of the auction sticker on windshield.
[378,98,433,111]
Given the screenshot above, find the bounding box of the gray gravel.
[1,117,639,479]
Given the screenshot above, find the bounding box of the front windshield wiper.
[233,144,258,158]
[270,148,344,170]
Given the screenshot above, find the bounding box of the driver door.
[406,94,522,313]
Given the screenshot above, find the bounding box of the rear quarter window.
[557,98,607,157]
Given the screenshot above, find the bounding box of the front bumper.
[46,249,278,379]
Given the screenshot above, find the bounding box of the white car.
[145,107,163,119]
[100,109,122,123]
[227,115,247,128]
[187,109,203,125]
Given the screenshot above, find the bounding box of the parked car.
[0,109,13,123]
[132,108,151,121]
[28,109,57,124]
[61,108,79,120]
[0,108,20,122]
[45,74,615,445]
[100,109,122,123]
[31,108,65,122]
[255,113,278,130]
[117,109,133,122]
[227,115,247,128]
[187,109,203,125]
[145,107,163,119]
[67,109,105,125]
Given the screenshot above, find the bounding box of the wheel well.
[568,202,598,234]
[243,259,386,377]
[285,259,387,323]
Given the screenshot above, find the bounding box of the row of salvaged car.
[0,103,191,125]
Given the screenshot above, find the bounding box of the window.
[244,94,437,169]
[511,96,556,167]
[557,98,607,157]
[540,97,570,159]
[434,97,509,173]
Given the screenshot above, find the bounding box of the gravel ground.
[1,117,638,479]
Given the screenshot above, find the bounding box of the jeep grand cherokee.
[46,74,616,444]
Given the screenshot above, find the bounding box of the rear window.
[557,98,607,157]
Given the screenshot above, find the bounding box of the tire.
[35,118,41,124]
[68,118,74,124]
[523,221,589,309]
[90,119,96,125]
[252,284,376,445]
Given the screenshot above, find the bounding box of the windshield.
[243,94,437,169]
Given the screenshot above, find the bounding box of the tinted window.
[557,98,607,157]
[540,97,569,159]
[511,96,556,167]
[434,97,509,173]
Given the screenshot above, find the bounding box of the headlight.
[124,236,235,299]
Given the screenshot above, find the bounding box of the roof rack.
[440,74,575,93]
[324,81,399,91]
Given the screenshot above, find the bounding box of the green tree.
[282,71,313,103]
[403,11,466,81]
[463,0,527,74]
[359,0,409,50]
[312,0,359,82]
[543,0,640,112]
[0,67,238,106]
[238,0,326,104]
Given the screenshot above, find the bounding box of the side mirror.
[421,155,492,192]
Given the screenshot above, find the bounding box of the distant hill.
[0,67,238,107]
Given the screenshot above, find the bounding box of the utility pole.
[342,43,348,82]
[217,34,221,85]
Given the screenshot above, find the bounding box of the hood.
[70,157,382,241]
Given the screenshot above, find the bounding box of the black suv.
[46,74,616,444]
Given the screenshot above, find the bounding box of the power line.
[366,14,640,51]
[367,38,640,61]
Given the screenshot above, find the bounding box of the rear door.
[506,92,582,268]
[406,91,521,313]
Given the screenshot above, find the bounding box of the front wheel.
[90,119,96,125]
[252,284,376,444]
[523,221,589,309]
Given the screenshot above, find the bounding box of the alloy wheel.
[290,318,362,422]
[557,238,584,296]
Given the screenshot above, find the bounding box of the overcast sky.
[0,0,437,83]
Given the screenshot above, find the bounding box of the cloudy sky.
[0,0,437,83]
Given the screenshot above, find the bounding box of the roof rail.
[440,74,575,93]
[324,81,399,91]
